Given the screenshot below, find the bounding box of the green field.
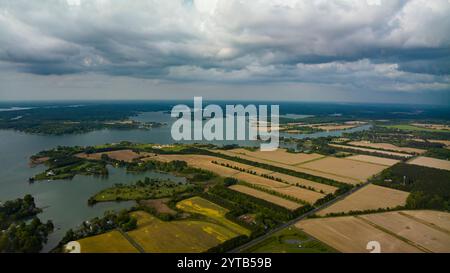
[90,179,192,203]
[244,226,336,253]
[176,196,251,236]
[77,230,139,253]
[76,197,250,253]
[127,210,244,252]
[384,124,449,133]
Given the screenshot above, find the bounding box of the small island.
[0,195,54,253]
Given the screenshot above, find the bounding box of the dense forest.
[371,163,450,211]
[0,103,166,135]
[0,195,54,253]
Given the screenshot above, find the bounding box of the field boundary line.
[207,149,353,188]
[248,167,276,176]
[339,142,421,155]
[293,165,361,183]
[398,212,450,236]
[343,158,392,167]
[220,160,336,195]
[354,215,431,253]
[229,181,373,253]
[291,156,326,166]
[117,228,146,253]
[329,143,412,158]
[224,162,325,194]
[221,151,308,168]
[235,181,310,205]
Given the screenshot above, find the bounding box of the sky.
[0,0,449,104]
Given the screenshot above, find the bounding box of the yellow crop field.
[176,197,250,236]
[128,211,241,253]
[401,210,450,232]
[317,184,408,216]
[329,144,413,158]
[77,230,139,253]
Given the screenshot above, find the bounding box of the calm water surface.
[0,111,370,251]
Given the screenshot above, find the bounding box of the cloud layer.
[0,0,449,96]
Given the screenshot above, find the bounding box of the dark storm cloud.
[0,0,449,93]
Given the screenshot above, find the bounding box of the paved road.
[229,181,372,253]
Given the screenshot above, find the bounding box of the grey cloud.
[0,0,449,94]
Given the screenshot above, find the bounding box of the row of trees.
[204,149,349,189]
[0,194,42,229]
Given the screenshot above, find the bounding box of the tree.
[223,177,238,186]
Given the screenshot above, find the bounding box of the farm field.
[267,172,337,194]
[77,230,139,253]
[229,185,302,210]
[296,215,422,253]
[145,154,273,176]
[127,210,247,253]
[329,144,413,158]
[209,158,337,194]
[232,172,324,204]
[76,149,150,162]
[317,184,408,216]
[407,156,450,171]
[348,141,426,154]
[148,152,327,203]
[427,139,450,148]
[244,226,336,253]
[218,148,324,165]
[214,149,361,184]
[360,212,450,252]
[90,179,191,203]
[176,197,251,236]
[346,155,400,166]
[77,198,250,253]
[300,157,387,182]
[401,210,450,232]
[298,210,450,253]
